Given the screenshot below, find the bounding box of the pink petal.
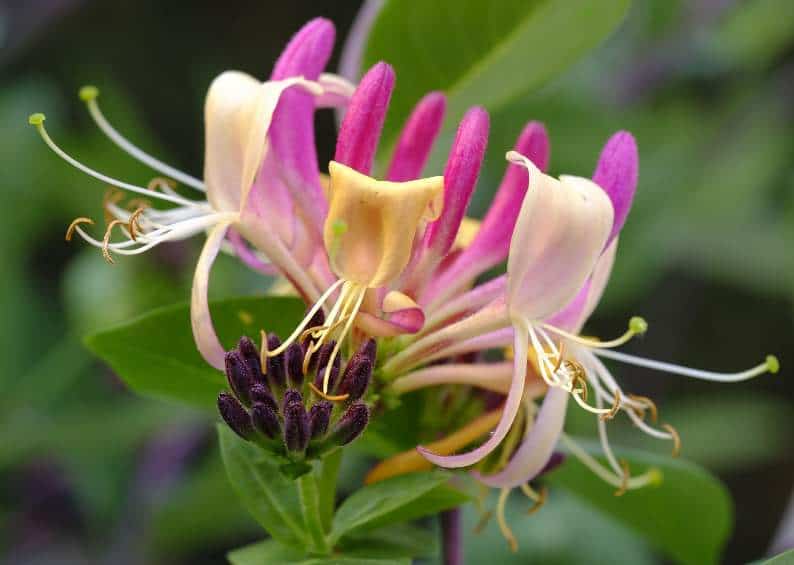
[422,107,489,260]
[592,131,638,246]
[387,92,446,181]
[418,319,528,468]
[191,222,233,370]
[473,387,568,488]
[422,122,548,307]
[268,18,336,232]
[334,62,395,175]
[506,153,613,320]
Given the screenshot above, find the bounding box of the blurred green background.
[0,0,792,563]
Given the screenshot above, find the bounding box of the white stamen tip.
[79,85,100,102]
[28,113,46,126]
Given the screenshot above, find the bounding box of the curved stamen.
[593,349,779,382]
[65,217,94,241]
[519,484,547,515]
[102,219,129,263]
[541,316,647,349]
[308,382,349,402]
[662,423,681,457]
[496,488,517,553]
[79,86,206,191]
[28,113,200,207]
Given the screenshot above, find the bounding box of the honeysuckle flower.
[36,15,780,553]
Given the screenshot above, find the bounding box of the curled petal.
[191,222,234,369]
[506,151,613,320]
[422,107,489,259]
[474,387,568,488]
[316,73,356,108]
[423,122,548,307]
[203,72,320,214]
[335,62,395,175]
[417,318,528,468]
[387,92,447,181]
[324,161,442,287]
[593,131,638,246]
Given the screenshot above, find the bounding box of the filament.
[496,488,517,553]
[541,316,647,350]
[593,349,778,382]
[519,484,547,515]
[80,87,206,191]
[29,114,199,207]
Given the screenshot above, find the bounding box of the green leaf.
[84,296,305,410]
[546,440,733,565]
[756,549,794,565]
[363,0,631,167]
[339,523,438,559]
[218,425,308,549]
[227,539,410,565]
[330,471,468,543]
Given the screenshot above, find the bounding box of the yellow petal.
[324,161,443,287]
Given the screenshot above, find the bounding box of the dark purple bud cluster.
[217,332,374,461]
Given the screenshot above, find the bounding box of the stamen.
[599,389,621,422]
[65,217,94,241]
[265,278,346,358]
[308,382,350,402]
[541,316,647,349]
[103,188,124,224]
[628,394,658,423]
[519,484,547,515]
[594,349,779,382]
[496,488,518,553]
[473,510,493,534]
[662,423,681,457]
[259,330,268,375]
[79,86,206,191]
[614,459,630,497]
[29,113,200,207]
[128,208,146,241]
[321,285,367,393]
[102,220,127,263]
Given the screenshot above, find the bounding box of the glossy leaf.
[85,296,305,410]
[546,440,733,565]
[218,425,308,549]
[339,523,438,559]
[227,538,410,565]
[363,0,631,168]
[330,470,468,543]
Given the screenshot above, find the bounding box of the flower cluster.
[34,15,779,550]
[218,330,371,468]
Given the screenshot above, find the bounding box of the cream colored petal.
[191,221,233,370]
[324,161,443,287]
[506,151,613,321]
[203,72,321,213]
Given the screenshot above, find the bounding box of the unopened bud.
[359,338,377,364]
[314,342,340,390]
[329,402,369,446]
[218,392,254,440]
[282,388,303,411]
[283,401,309,452]
[338,354,372,401]
[238,336,264,383]
[308,401,332,439]
[251,402,281,439]
[302,309,326,348]
[266,333,287,387]
[249,383,277,412]
[225,351,252,405]
[285,342,305,387]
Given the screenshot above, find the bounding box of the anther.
[600,390,621,422]
[101,219,128,263]
[614,459,630,496]
[662,423,681,457]
[128,208,146,241]
[628,394,658,423]
[65,217,94,241]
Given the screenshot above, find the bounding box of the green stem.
[318,449,343,532]
[298,472,330,554]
